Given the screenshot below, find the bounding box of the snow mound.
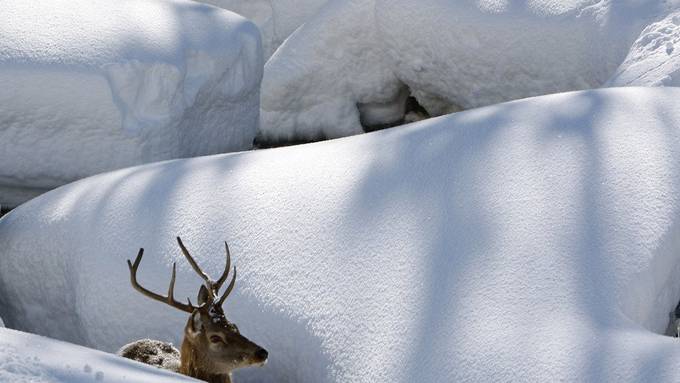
[194,0,328,58]
[0,328,196,383]
[0,0,263,208]
[608,10,680,86]
[3,88,680,381]
[259,0,669,144]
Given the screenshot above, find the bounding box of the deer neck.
[179,338,232,383]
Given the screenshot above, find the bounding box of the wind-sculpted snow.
[259,0,674,144]
[608,10,680,87]
[195,0,329,58]
[0,0,262,208]
[2,88,680,381]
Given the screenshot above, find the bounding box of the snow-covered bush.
[259,0,674,144]
[117,339,180,372]
[194,0,329,58]
[3,88,680,382]
[0,0,263,208]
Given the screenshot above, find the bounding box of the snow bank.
[194,0,328,58]
[3,88,680,381]
[608,10,680,87]
[259,0,670,144]
[0,328,196,383]
[0,0,262,208]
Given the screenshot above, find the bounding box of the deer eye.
[209,335,223,344]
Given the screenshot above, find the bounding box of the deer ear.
[186,310,203,340]
[197,285,210,305]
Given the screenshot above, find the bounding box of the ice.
[3,88,680,381]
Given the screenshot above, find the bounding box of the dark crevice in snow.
[664,301,680,337]
[255,90,435,149]
[0,205,11,218]
[252,135,324,149]
[360,88,432,133]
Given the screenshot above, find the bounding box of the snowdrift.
[195,0,328,58]
[3,88,680,381]
[608,10,680,87]
[0,0,262,208]
[259,0,674,143]
[0,328,197,383]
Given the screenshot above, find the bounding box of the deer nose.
[254,348,268,362]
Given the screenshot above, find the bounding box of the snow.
[0,0,263,208]
[608,10,680,87]
[258,0,674,144]
[194,0,329,58]
[2,87,680,381]
[0,328,197,383]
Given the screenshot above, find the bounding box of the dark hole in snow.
[665,300,680,337]
[0,204,11,218]
[359,88,431,133]
[253,135,325,149]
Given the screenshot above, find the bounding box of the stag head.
[127,237,267,381]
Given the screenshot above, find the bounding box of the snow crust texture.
[0,0,263,208]
[0,328,196,383]
[259,0,676,144]
[194,0,329,58]
[3,88,680,382]
[609,10,680,86]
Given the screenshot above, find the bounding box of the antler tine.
[217,266,237,307]
[127,248,197,314]
[176,236,214,288]
[214,241,232,291]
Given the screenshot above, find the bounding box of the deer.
[120,237,268,383]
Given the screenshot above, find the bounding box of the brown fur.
[124,238,267,382]
[180,339,232,383]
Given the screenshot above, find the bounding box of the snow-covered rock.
[259,0,670,144]
[194,0,328,58]
[0,328,197,383]
[608,10,680,87]
[0,0,263,208]
[3,88,680,382]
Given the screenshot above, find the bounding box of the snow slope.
[194,0,328,58]
[3,88,680,381]
[0,0,262,208]
[608,9,680,86]
[0,328,197,383]
[259,0,672,143]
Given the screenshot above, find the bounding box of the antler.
[128,238,238,312]
[127,248,197,314]
[175,237,237,306]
